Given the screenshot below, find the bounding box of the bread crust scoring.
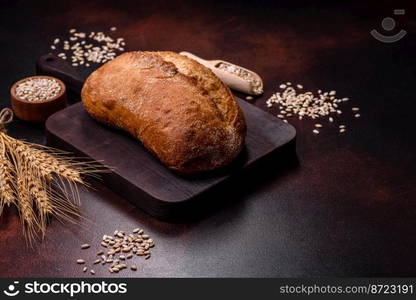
[81,51,246,174]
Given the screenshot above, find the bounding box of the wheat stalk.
[4,135,83,182]
[0,158,15,205]
[0,108,107,243]
[0,134,15,212]
[16,165,38,242]
[27,174,53,234]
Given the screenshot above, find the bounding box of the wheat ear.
[4,135,81,181]
[0,158,15,206]
[26,174,52,235]
[16,165,38,242]
[0,109,107,242]
[0,135,15,212]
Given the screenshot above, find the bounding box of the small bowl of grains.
[10,75,66,122]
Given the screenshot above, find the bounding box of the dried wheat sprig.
[27,175,53,234]
[3,134,79,181]
[28,175,81,236]
[0,157,15,206]
[5,134,106,208]
[0,134,15,212]
[2,133,105,182]
[0,108,107,243]
[16,165,39,242]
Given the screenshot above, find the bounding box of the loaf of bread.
[81,51,246,174]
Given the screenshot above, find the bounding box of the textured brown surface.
[0,0,415,277]
[82,51,246,174]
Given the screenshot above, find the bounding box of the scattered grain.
[266,83,361,135]
[81,243,90,249]
[83,227,155,275]
[50,29,126,66]
[267,85,343,121]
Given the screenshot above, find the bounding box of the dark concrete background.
[0,0,415,277]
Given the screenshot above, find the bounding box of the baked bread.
[81,51,246,174]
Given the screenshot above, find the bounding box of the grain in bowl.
[15,77,62,102]
[10,75,66,122]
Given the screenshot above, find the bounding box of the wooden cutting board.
[38,54,296,220]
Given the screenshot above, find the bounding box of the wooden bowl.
[10,75,66,122]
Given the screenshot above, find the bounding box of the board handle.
[36,53,84,96]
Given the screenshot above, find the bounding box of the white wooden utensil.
[180,51,263,96]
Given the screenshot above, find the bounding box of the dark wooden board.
[46,99,295,219]
[38,53,296,220]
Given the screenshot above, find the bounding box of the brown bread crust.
[81,51,246,174]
